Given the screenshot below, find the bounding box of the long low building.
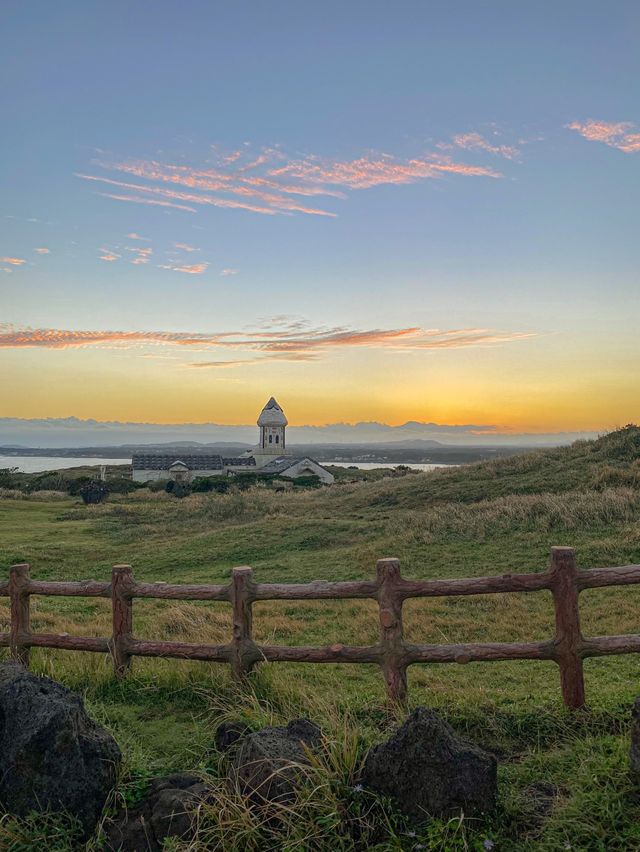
[132,397,334,485]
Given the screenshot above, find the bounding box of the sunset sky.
[1,1,639,438]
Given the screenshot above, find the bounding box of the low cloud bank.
[0,416,599,449]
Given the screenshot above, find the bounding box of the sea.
[1,456,132,473]
[2,456,454,474]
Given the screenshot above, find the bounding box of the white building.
[132,397,334,485]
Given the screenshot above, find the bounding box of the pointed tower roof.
[257,397,288,426]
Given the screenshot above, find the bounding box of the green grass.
[1,427,640,849]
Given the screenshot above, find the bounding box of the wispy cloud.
[158,261,208,275]
[566,119,640,153]
[267,154,500,190]
[98,249,120,262]
[126,245,153,265]
[220,268,238,276]
[77,139,505,218]
[34,247,50,255]
[448,132,520,160]
[1,257,26,266]
[0,321,535,369]
[97,191,197,213]
[127,232,150,241]
[174,242,199,252]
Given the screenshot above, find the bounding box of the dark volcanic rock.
[104,773,210,852]
[0,662,121,836]
[630,697,640,775]
[215,720,252,752]
[362,707,497,820]
[230,718,321,805]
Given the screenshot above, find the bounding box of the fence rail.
[2,547,640,708]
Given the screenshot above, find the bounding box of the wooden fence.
[2,547,640,709]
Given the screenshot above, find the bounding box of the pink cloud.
[0,322,535,364]
[127,232,150,240]
[450,132,520,160]
[34,247,50,255]
[174,242,199,252]
[97,191,197,213]
[78,141,504,219]
[158,261,208,275]
[268,154,500,189]
[567,120,640,153]
[1,257,26,266]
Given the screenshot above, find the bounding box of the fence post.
[230,567,255,680]
[9,563,31,667]
[377,558,407,706]
[550,547,585,709]
[112,564,133,678]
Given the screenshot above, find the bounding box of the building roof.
[132,453,224,471]
[257,396,288,427]
[222,456,256,467]
[258,456,297,474]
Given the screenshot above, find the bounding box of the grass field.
[1,427,640,850]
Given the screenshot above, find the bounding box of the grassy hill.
[0,427,639,850]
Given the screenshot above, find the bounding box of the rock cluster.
[0,662,500,845]
[104,773,210,852]
[361,707,497,819]
[227,718,322,805]
[0,662,121,837]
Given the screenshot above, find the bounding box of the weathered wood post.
[9,563,31,666]
[550,546,585,709]
[112,564,133,677]
[230,567,256,680]
[377,558,407,706]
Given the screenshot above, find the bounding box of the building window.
[269,435,273,444]
[275,435,279,444]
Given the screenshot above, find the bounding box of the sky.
[1,1,639,442]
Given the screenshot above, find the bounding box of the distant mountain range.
[0,416,600,449]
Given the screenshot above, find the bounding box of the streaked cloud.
[0,321,535,368]
[1,257,26,266]
[567,119,640,153]
[126,245,153,265]
[158,261,208,275]
[267,154,500,189]
[77,139,504,219]
[174,242,199,252]
[98,249,120,262]
[127,232,150,241]
[449,132,520,160]
[220,268,238,276]
[97,191,197,212]
[34,247,50,254]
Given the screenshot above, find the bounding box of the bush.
[0,467,21,489]
[192,476,230,494]
[165,480,192,498]
[78,480,109,505]
[106,477,144,494]
[27,471,68,492]
[67,476,92,496]
[287,475,322,489]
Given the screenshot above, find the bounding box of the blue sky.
[1,1,638,435]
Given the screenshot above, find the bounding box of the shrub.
[78,480,109,505]
[105,477,144,494]
[287,475,322,489]
[165,480,192,498]
[192,476,230,494]
[0,467,21,489]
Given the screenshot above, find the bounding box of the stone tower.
[257,397,287,455]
